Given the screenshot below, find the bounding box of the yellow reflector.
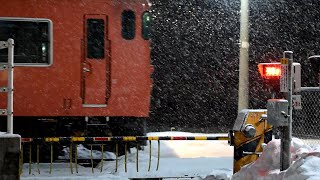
[123,136,137,141]
[195,137,207,140]
[148,137,159,140]
[45,138,59,142]
[72,137,85,142]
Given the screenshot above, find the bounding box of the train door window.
[122,10,135,40]
[142,11,151,40]
[0,18,52,66]
[87,19,105,59]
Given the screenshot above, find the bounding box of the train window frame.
[122,10,136,40]
[0,17,53,67]
[86,18,105,59]
[142,11,151,40]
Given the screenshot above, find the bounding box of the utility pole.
[238,0,250,112]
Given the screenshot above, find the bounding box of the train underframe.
[0,116,147,162]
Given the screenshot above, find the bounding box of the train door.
[82,14,111,107]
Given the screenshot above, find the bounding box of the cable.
[37,145,40,174]
[100,144,104,173]
[136,142,139,172]
[50,143,53,174]
[156,140,160,171]
[148,140,151,172]
[125,142,127,173]
[90,144,94,173]
[69,144,73,174]
[115,143,118,172]
[19,144,23,176]
[29,143,32,175]
[75,144,78,173]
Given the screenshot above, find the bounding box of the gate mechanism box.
[267,99,289,127]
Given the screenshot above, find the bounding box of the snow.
[20,132,320,180]
[0,131,20,138]
[232,138,320,180]
[59,144,116,160]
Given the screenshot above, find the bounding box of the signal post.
[258,51,301,171]
[279,51,293,171]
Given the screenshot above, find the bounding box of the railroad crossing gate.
[20,110,272,175]
[230,109,272,173]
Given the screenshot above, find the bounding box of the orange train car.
[0,0,152,143]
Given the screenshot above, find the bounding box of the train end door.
[81,14,111,107]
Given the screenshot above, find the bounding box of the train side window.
[0,18,52,66]
[142,11,151,40]
[122,10,135,40]
[87,19,105,59]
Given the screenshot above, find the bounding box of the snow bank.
[232,138,320,180]
[59,144,116,160]
[284,152,320,180]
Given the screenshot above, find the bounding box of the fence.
[293,87,320,146]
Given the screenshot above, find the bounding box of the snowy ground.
[19,131,320,180]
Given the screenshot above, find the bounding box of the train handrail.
[0,38,14,134]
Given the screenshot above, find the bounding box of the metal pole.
[281,51,293,170]
[238,0,250,112]
[7,38,14,134]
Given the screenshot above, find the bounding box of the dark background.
[147,0,320,133]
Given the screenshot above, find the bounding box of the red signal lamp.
[258,63,281,79]
[258,62,281,92]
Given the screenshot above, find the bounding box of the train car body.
[0,1,153,152]
[0,0,152,118]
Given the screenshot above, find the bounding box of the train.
[0,0,153,158]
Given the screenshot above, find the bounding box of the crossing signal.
[258,63,281,91]
[258,63,281,79]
